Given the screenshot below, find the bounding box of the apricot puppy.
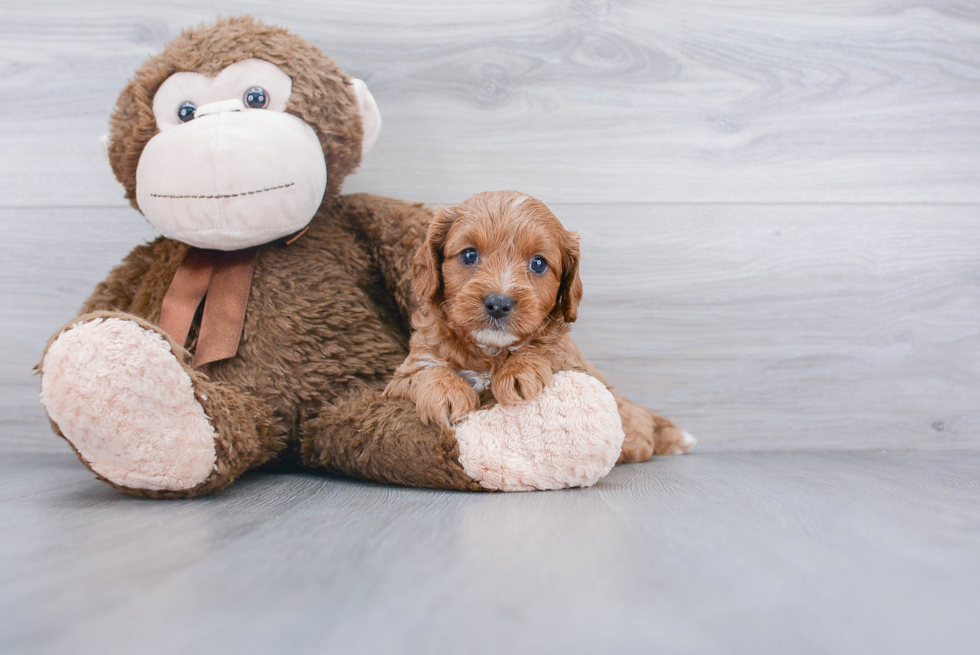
[385,190,583,426]
[384,191,695,463]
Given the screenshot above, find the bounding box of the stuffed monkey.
[37,16,693,498]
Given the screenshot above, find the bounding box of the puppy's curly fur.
[385,191,695,460]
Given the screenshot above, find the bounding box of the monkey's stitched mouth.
[150,182,295,199]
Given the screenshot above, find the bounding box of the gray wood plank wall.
[2,0,978,453]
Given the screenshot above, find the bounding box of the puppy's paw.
[414,373,480,427]
[492,357,554,406]
[655,426,697,456]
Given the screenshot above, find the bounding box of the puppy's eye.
[244,86,269,109]
[460,248,479,266]
[529,255,547,275]
[177,102,197,122]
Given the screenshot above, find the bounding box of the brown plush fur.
[301,386,483,491]
[41,17,686,498]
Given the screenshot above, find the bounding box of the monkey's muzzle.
[135,108,327,250]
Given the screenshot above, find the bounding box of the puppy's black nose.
[483,294,514,320]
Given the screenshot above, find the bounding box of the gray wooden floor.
[2,450,979,654]
[2,1,979,653]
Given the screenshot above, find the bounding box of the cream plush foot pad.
[455,371,625,491]
[40,317,216,491]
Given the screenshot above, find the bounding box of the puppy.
[384,191,695,461]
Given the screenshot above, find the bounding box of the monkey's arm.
[304,373,625,493]
[303,385,484,491]
[343,193,432,321]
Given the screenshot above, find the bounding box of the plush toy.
[37,16,693,498]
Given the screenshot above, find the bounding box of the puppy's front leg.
[492,353,554,406]
[385,364,480,427]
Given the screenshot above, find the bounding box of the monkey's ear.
[99,132,128,197]
[412,206,459,305]
[553,231,583,323]
[99,133,112,164]
[350,79,381,157]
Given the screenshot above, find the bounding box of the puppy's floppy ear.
[413,205,459,304]
[553,230,583,323]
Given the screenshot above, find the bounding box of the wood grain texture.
[2,5,979,651]
[2,0,980,205]
[3,204,978,453]
[563,203,980,452]
[1,450,978,654]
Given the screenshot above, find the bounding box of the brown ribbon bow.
[159,228,308,368]
[159,247,258,368]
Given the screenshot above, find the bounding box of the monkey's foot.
[40,317,217,491]
[455,371,625,491]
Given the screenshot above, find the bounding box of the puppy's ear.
[413,205,459,304]
[553,230,583,323]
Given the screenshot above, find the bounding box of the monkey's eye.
[244,86,269,109]
[529,255,548,275]
[460,248,479,266]
[177,102,197,122]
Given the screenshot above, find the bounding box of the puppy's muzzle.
[483,294,514,321]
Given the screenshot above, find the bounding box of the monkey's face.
[134,59,379,250]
